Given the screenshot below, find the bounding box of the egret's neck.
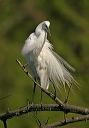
[41,31,47,44]
[35,29,47,38]
[34,30,47,57]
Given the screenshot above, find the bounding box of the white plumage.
[21,21,76,91]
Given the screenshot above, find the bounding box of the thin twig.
[0,95,11,101]
[32,113,42,128]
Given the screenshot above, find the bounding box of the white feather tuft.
[41,40,76,90]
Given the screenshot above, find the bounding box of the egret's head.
[35,21,51,35]
[42,21,50,35]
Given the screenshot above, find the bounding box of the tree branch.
[41,114,89,128]
[16,60,89,115]
[0,103,89,122]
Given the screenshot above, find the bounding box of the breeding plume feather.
[21,21,76,93]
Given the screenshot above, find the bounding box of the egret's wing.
[21,33,37,56]
[22,31,46,57]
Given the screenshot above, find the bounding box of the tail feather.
[52,50,75,72]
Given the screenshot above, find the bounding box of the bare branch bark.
[41,114,89,128]
[0,104,89,122]
[0,103,89,128]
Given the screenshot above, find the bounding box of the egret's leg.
[64,85,72,103]
[49,79,56,99]
[52,83,56,99]
[40,89,43,106]
[32,78,36,104]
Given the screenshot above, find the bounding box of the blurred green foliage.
[0,0,89,127]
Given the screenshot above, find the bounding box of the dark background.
[0,0,89,127]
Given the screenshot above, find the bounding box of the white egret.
[21,21,76,103]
